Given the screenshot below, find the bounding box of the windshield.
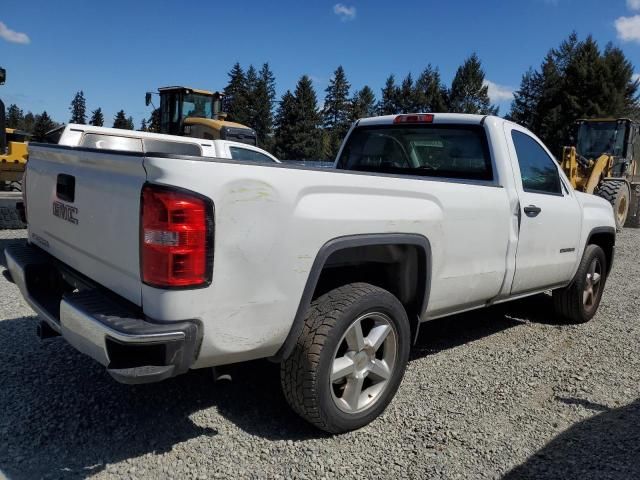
[182,93,214,119]
[576,121,627,159]
[336,124,493,181]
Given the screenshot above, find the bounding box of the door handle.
[523,205,542,217]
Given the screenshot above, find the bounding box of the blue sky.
[1,0,639,127]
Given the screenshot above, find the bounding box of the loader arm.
[585,154,612,194]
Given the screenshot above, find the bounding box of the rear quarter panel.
[142,157,512,367]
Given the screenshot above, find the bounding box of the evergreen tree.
[89,107,104,127]
[6,104,23,129]
[245,65,259,130]
[414,65,448,113]
[252,63,277,151]
[113,110,133,129]
[509,32,639,155]
[274,90,296,159]
[449,53,498,115]
[323,66,352,159]
[69,90,87,124]
[274,76,323,160]
[398,73,415,113]
[147,108,161,133]
[21,112,35,134]
[33,111,56,141]
[378,75,399,115]
[507,68,543,129]
[223,63,250,125]
[139,119,147,131]
[350,86,377,121]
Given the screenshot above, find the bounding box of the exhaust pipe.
[37,321,60,340]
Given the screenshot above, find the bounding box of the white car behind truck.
[56,123,280,163]
[6,113,615,433]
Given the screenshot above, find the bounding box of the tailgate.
[26,144,146,305]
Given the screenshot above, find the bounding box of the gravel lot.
[0,228,638,479]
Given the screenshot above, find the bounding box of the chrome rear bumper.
[5,242,201,384]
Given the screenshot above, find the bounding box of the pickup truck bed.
[7,114,616,433]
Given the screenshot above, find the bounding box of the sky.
[1,0,639,127]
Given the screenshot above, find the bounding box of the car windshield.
[336,124,493,181]
[182,93,214,119]
[576,121,627,159]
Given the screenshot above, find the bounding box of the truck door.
[504,124,582,294]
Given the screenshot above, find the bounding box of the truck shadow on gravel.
[411,293,558,359]
[503,398,640,479]
[0,315,318,479]
[0,290,568,478]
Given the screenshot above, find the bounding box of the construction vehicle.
[0,66,27,228]
[146,86,257,146]
[561,118,640,229]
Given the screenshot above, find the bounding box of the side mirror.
[145,92,152,106]
[0,67,5,85]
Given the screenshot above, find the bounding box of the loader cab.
[151,86,257,146]
[574,118,636,177]
[156,86,223,136]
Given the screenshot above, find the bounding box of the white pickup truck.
[6,113,615,433]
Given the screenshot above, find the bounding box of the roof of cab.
[357,113,494,126]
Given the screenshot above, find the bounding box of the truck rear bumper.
[5,242,201,384]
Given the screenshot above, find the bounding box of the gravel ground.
[0,228,638,480]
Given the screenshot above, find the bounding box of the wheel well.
[588,231,615,275]
[313,243,428,337]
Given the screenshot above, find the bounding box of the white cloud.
[333,3,356,21]
[615,15,640,42]
[483,80,514,102]
[0,21,30,44]
[633,73,640,83]
[627,0,640,11]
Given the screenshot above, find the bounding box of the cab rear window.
[336,124,493,181]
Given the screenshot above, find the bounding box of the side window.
[229,146,273,163]
[511,130,562,195]
[143,139,201,156]
[81,133,143,153]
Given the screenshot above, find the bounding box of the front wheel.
[596,180,629,230]
[280,283,411,433]
[552,244,607,324]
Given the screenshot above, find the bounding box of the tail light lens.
[141,184,213,288]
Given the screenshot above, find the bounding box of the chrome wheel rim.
[330,312,397,414]
[583,257,602,310]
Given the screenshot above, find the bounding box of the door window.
[512,131,561,195]
[229,146,274,163]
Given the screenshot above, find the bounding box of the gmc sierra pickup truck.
[6,113,615,433]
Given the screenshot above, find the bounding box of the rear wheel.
[596,180,629,230]
[280,283,411,433]
[552,244,607,324]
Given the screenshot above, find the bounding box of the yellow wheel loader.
[0,66,27,228]
[561,118,640,229]
[146,86,257,145]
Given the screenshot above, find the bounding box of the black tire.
[625,185,640,228]
[280,283,411,433]
[596,180,629,230]
[552,245,607,324]
[9,180,21,192]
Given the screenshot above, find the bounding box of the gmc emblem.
[52,201,78,225]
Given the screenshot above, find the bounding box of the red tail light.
[141,184,213,288]
[394,114,434,124]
